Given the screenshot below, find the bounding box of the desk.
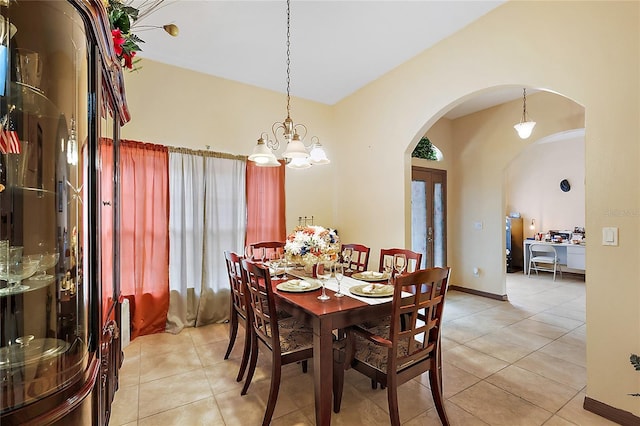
[523,240,586,275]
[272,274,393,425]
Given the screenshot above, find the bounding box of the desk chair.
[528,244,562,281]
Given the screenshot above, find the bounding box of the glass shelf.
[4,82,60,118]
[0,276,54,297]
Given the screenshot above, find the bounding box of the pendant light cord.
[521,88,527,122]
[285,0,291,118]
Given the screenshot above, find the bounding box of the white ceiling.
[131,0,528,118]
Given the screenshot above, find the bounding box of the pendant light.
[249,0,330,169]
[514,88,536,139]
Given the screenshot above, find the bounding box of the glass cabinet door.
[0,0,90,413]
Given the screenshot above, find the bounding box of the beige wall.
[121,0,640,418]
[121,62,336,233]
[446,91,584,293]
[331,0,639,417]
[506,131,586,237]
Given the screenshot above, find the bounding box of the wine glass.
[316,262,331,301]
[383,256,394,284]
[333,262,345,297]
[257,247,267,263]
[244,245,254,261]
[342,248,353,274]
[393,253,407,277]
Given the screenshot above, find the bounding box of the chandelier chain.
[286,0,291,117]
[522,88,527,121]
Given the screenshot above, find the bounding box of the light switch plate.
[602,227,618,246]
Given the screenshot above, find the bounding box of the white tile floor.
[109,271,616,425]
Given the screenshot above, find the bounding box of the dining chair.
[223,251,251,382]
[378,248,423,274]
[248,241,285,263]
[528,243,562,281]
[240,259,314,426]
[333,267,452,426]
[341,243,370,272]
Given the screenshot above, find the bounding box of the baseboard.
[448,285,508,301]
[583,396,640,425]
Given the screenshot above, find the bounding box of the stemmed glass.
[244,245,254,261]
[333,262,345,297]
[342,248,353,274]
[383,256,394,284]
[393,253,407,277]
[257,247,267,263]
[316,262,331,301]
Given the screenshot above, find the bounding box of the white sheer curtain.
[198,156,247,326]
[167,153,205,333]
[167,150,246,333]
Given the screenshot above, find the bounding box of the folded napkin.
[362,271,384,278]
[285,279,312,289]
[362,283,389,293]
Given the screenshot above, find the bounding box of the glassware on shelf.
[0,246,39,294]
[24,252,59,281]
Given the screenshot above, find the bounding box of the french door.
[411,167,447,268]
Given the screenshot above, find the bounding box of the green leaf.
[412,137,437,160]
[630,354,640,371]
[122,6,139,21]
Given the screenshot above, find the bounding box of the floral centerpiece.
[284,225,340,268]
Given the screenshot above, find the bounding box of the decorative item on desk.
[529,218,536,237]
[284,225,340,272]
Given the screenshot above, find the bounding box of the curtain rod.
[167,146,247,161]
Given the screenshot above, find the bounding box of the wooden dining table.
[271,274,393,425]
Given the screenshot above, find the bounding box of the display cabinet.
[0,1,129,424]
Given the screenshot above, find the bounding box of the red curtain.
[119,140,170,339]
[245,160,286,246]
[99,139,115,323]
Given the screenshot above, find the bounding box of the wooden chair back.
[378,248,423,273]
[336,267,451,425]
[248,241,285,262]
[341,243,370,272]
[224,251,247,317]
[390,267,450,374]
[241,259,279,354]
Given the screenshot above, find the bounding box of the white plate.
[349,283,394,298]
[352,271,389,282]
[276,279,321,293]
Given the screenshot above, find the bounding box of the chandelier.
[248,0,329,169]
[513,88,536,139]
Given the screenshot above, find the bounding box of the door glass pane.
[0,0,88,412]
[411,180,426,268]
[433,183,444,267]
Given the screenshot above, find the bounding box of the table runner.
[285,268,407,305]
